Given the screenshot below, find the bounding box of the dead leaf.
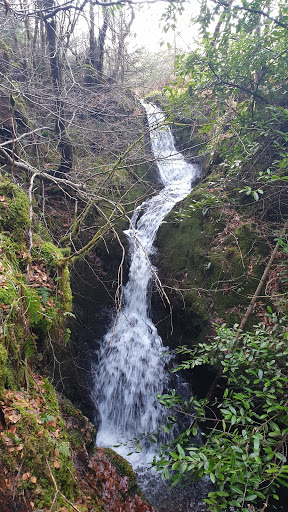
[22,472,31,481]
[47,420,57,428]
[2,434,13,446]
[53,461,60,469]
[8,413,21,424]
[8,447,15,453]
[17,444,23,451]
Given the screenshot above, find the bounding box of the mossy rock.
[103,448,143,497]
[156,179,271,344]
[0,198,72,391]
[59,395,96,453]
[0,180,30,244]
[0,385,77,509]
[31,240,72,318]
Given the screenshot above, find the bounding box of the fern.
[24,335,36,359]
[37,287,50,306]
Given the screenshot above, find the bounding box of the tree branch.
[0,126,50,148]
[213,0,288,29]
[8,0,182,21]
[208,62,270,103]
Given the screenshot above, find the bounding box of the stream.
[93,102,208,511]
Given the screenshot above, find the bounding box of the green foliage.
[238,186,264,202]
[178,190,225,217]
[37,286,50,305]
[154,318,288,511]
[163,1,288,219]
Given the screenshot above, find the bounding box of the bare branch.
[0,126,50,148]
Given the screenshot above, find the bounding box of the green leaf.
[276,477,288,488]
[177,444,185,458]
[275,453,286,463]
[210,473,216,483]
[246,495,257,501]
[135,441,142,452]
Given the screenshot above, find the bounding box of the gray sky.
[130,0,201,52]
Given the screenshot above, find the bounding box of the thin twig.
[46,457,81,512]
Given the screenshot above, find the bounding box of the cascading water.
[93,103,206,510]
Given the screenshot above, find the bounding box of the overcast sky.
[129,0,201,52]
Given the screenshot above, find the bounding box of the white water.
[94,102,199,468]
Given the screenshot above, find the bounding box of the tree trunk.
[44,0,73,175]
[95,8,109,78]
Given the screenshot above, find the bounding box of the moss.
[0,39,10,52]
[0,180,30,243]
[0,344,8,394]
[61,396,83,418]
[235,223,269,259]
[9,405,77,507]
[59,396,96,455]
[39,241,62,269]
[104,448,142,497]
[0,379,79,501]
[61,264,72,313]
[0,183,72,405]
[43,379,62,415]
[0,281,18,305]
[184,288,210,321]
[156,178,271,344]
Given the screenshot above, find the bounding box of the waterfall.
[93,102,199,468]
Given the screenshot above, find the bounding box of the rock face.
[153,174,272,351]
